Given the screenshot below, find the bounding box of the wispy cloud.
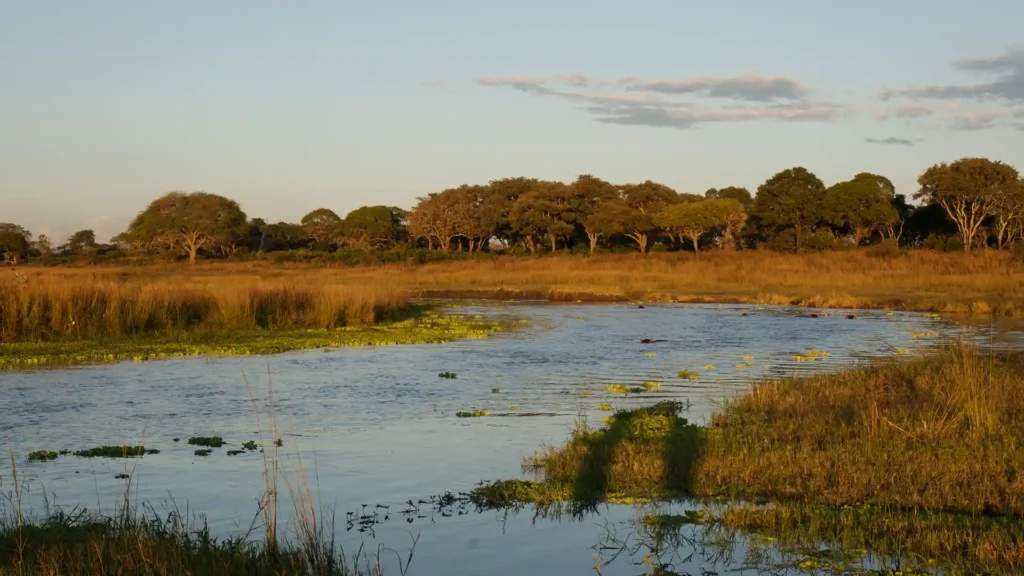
[879,47,1024,130]
[475,73,842,130]
[865,137,915,146]
[421,78,448,89]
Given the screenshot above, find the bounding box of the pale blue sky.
[3,1,1024,242]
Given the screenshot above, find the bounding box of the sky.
[3,1,1024,243]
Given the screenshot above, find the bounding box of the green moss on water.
[0,314,508,371]
[188,437,224,448]
[74,446,147,458]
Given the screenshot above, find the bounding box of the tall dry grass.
[0,274,409,343]
[6,249,1024,316]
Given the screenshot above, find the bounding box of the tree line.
[3,157,1023,266]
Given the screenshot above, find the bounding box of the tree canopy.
[124,191,247,264]
[752,167,827,253]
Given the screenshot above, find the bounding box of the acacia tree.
[66,229,97,254]
[825,176,899,246]
[916,158,1020,251]
[573,175,620,254]
[583,199,628,254]
[705,186,754,208]
[481,177,538,251]
[0,223,31,264]
[510,181,574,253]
[654,198,742,254]
[617,181,678,254]
[33,234,53,258]
[301,208,342,247]
[752,167,826,252]
[124,192,247,265]
[992,178,1024,249]
[407,190,466,252]
[339,205,405,250]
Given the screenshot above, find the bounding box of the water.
[0,303,981,574]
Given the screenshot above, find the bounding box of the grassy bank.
[6,250,1024,315]
[477,346,1024,514]
[0,313,504,370]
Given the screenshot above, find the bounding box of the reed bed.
[0,276,409,343]
[6,249,1024,317]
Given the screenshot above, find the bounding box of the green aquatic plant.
[642,381,661,391]
[628,386,647,394]
[677,370,699,380]
[193,449,212,457]
[438,371,458,379]
[0,314,508,371]
[491,387,500,393]
[187,436,224,448]
[598,404,613,411]
[226,450,244,456]
[27,450,58,461]
[58,449,70,455]
[605,384,627,394]
[455,410,489,418]
[274,438,283,447]
[74,446,148,458]
[241,440,258,451]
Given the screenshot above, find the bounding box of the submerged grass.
[0,314,505,371]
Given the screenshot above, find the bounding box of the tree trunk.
[548,232,557,254]
[635,233,648,254]
[587,233,598,255]
[794,226,803,253]
[440,236,451,252]
[428,237,435,251]
[689,232,701,254]
[525,236,537,255]
[188,246,198,265]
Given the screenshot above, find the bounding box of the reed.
[6,249,1024,318]
[0,275,409,343]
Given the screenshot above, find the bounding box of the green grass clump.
[187,436,224,448]
[438,371,457,379]
[73,446,147,458]
[455,410,489,418]
[194,449,212,457]
[27,450,58,461]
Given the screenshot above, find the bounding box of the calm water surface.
[0,303,996,574]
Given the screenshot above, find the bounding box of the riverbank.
[477,346,1024,512]
[0,313,506,370]
[6,250,1024,316]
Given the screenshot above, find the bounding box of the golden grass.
[499,346,1024,516]
[6,249,1024,316]
[0,273,408,342]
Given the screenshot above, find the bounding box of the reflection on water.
[0,303,994,575]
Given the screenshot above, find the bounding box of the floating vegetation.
[896,348,909,355]
[226,450,245,456]
[598,404,613,411]
[576,316,584,321]
[74,446,149,458]
[580,390,594,397]
[792,355,817,362]
[644,352,657,358]
[273,438,283,447]
[491,387,500,393]
[677,370,700,380]
[704,364,716,370]
[508,404,518,410]
[628,386,647,394]
[912,330,939,338]
[438,371,457,379]
[58,449,70,455]
[193,449,212,457]
[114,473,130,480]
[605,384,627,394]
[742,354,754,360]
[241,440,258,451]
[0,313,508,371]
[456,410,489,418]
[735,363,745,370]
[27,450,57,461]
[642,381,661,391]
[172,438,180,442]
[187,436,224,448]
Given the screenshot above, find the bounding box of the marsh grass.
[0,275,410,343]
[487,346,1024,517]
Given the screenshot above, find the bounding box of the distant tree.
[408,190,467,252]
[916,158,1020,252]
[654,198,743,254]
[510,181,575,253]
[824,176,899,246]
[752,167,826,252]
[249,220,307,252]
[300,208,342,247]
[33,234,53,257]
[481,177,539,250]
[0,223,31,264]
[706,186,754,208]
[124,191,248,264]
[573,175,620,254]
[616,180,679,254]
[339,205,405,250]
[66,229,97,254]
[991,177,1024,249]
